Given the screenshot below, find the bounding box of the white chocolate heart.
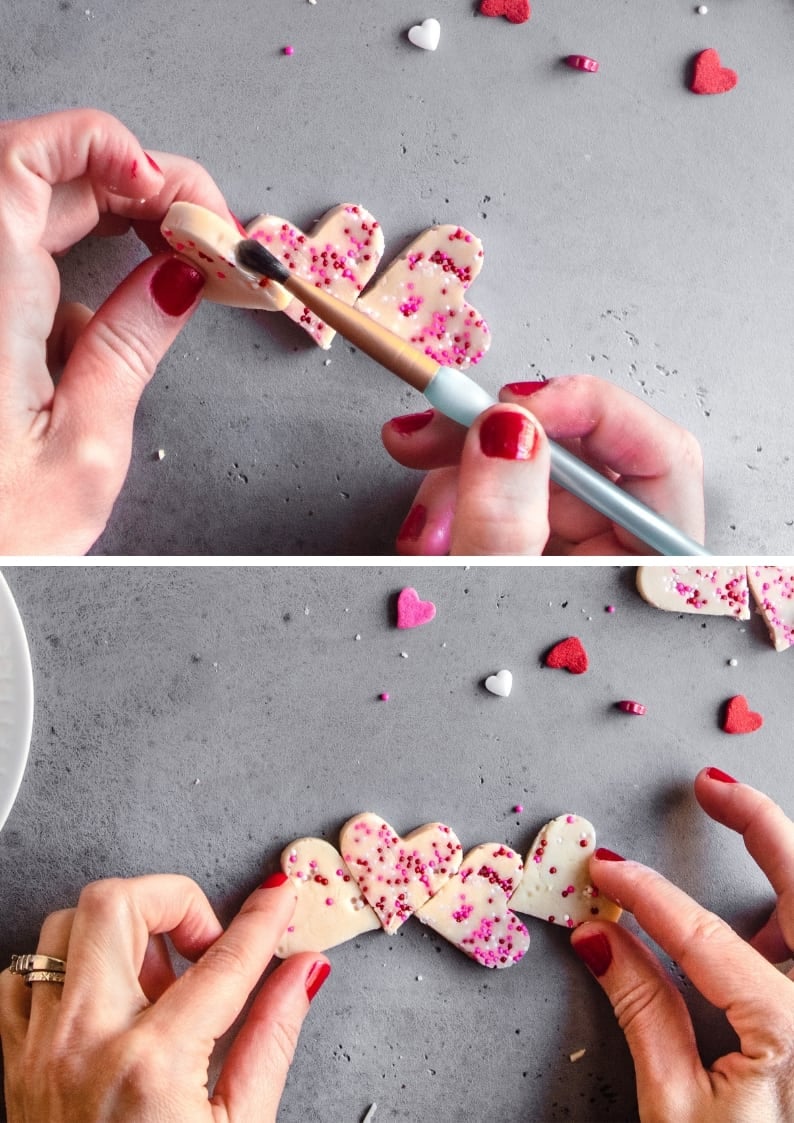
[416,843,530,968]
[509,814,622,928]
[747,566,794,651]
[276,837,380,958]
[340,814,463,934]
[246,204,385,348]
[160,202,290,310]
[484,670,512,697]
[357,224,490,370]
[636,566,750,619]
[408,18,441,50]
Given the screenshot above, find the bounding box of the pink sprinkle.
[513,804,524,814]
[565,54,599,72]
[325,897,334,906]
[618,700,647,715]
[379,692,390,701]
[606,605,616,613]
[283,45,294,56]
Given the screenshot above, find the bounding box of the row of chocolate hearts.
[275,812,621,970]
[161,202,490,369]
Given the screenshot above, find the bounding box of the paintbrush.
[236,238,709,556]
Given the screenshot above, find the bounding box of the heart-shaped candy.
[484,669,513,698]
[480,0,531,24]
[722,694,763,734]
[636,566,750,619]
[416,843,530,968]
[358,225,490,370]
[408,18,441,51]
[690,48,738,95]
[544,637,588,674]
[747,567,794,651]
[161,202,291,311]
[276,838,380,958]
[510,814,622,928]
[396,587,436,629]
[340,814,463,933]
[246,204,385,348]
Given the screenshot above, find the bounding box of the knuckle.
[266,1015,302,1072]
[197,939,256,986]
[76,877,131,925]
[611,975,669,1034]
[90,317,157,394]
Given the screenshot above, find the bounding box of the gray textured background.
[0,565,790,1121]
[2,1,793,554]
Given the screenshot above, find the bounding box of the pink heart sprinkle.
[396,587,436,629]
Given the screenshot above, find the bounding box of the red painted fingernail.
[503,380,548,396]
[389,409,435,436]
[594,847,625,862]
[397,503,427,542]
[145,152,163,174]
[305,959,331,1001]
[260,872,289,889]
[151,257,205,317]
[706,766,738,784]
[572,931,612,977]
[479,410,539,460]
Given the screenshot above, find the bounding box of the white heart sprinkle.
[408,17,441,51]
[485,669,512,698]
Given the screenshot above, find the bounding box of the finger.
[381,409,468,470]
[46,302,94,376]
[395,467,458,555]
[500,376,705,550]
[588,852,790,1059]
[750,908,793,965]
[146,876,297,1047]
[27,909,76,1039]
[139,935,178,1004]
[449,404,551,555]
[693,766,794,958]
[212,953,329,1121]
[61,875,223,1034]
[571,922,708,1117]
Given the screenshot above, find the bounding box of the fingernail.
[479,409,539,460]
[145,152,163,174]
[397,503,427,542]
[260,872,289,889]
[151,257,205,317]
[305,959,331,1001]
[594,847,625,862]
[389,410,435,436]
[503,380,548,396]
[706,766,738,784]
[572,931,612,977]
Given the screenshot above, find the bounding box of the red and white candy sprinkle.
[617,700,647,715]
[565,55,599,73]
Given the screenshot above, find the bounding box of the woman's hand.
[0,108,237,555]
[571,767,794,1123]
[0,873,329,1121]
[381,375,705,554]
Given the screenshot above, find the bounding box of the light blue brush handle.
[423,366,710,556]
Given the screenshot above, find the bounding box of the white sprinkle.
[324,358,332,366]
[156,448,165,460]
[569,1048,586,1063]
[194,778,200,785]
[697,4,708,12]
[362,1106,378,1123]
[400,651,408,658]
[416,974,423,981]
[355,633,362,641]
[728,658,738,667]
[304,606,310,615]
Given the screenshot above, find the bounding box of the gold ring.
[25,971,66,986]
[10,954,67,976]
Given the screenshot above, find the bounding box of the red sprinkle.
[565,54,599,72]
[545,637,589,674]
[617,700,647,716]
[722,695,763,734]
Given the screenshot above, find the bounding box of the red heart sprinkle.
[396,587,436,629]
[545,637,589,674]
[480,0,531,24]
[722,695,763,734]
[690,48,738,95]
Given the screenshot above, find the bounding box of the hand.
[571,767,794,1123]
[0,108,237,555]
[381,375,705,554]
[0,873,329,1121]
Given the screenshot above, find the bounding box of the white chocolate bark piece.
[160,202,290,310]
[357,224,490,370]
[340,814,463,934]
[747,566,794,651]
[246,204,385,348]
[636,566,750,619]
[509,814,621,928]
[416,843,530,968]
[276,837,379,958]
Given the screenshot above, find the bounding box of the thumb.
[48,253,204,459]
[212,952,330,1121]
[449,403,550,555]
[571,922,707,1116]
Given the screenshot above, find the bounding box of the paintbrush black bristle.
[235,239,291,284]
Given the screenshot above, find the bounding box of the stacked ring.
[10,953,66,985]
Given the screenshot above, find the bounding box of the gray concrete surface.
[1,565,790,1121]
[2,1,793,554]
